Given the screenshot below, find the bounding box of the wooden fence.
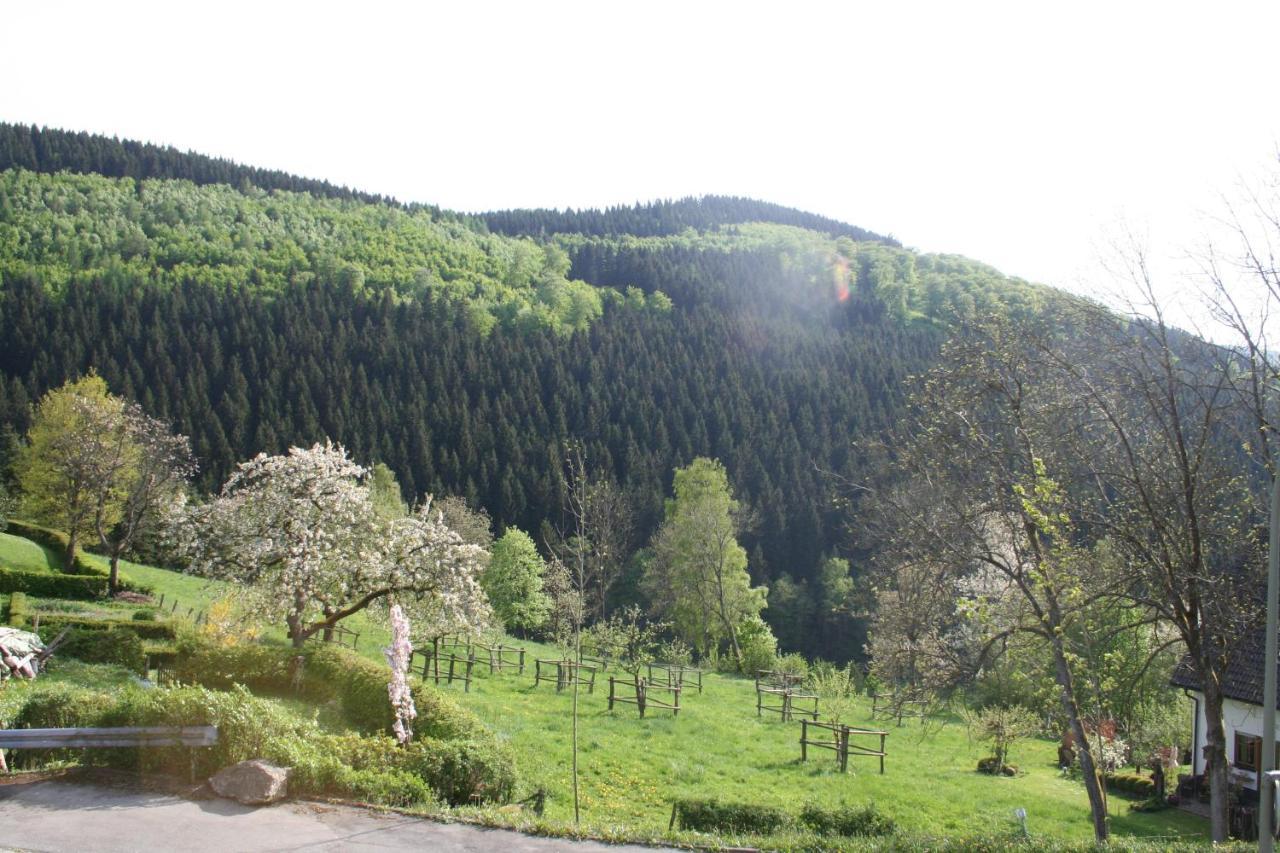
[647,662,703,694]
[756,684,819,721]
[533,659,596,693]
[607,676,680,717]
[799,719,888,773]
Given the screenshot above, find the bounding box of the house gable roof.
[1171,623,1280,710]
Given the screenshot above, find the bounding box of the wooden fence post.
[636,677,647,718]
[839,726,850,773]
[879,732,886,774]
[801,719,808,762]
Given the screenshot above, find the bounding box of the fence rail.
[799,719,887,773]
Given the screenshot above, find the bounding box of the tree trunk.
[63,528,79,573]
[108,550,121,595]
[1050,630,1109,842]
[1201,683,1230,842]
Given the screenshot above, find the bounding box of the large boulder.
[209,759,290,805]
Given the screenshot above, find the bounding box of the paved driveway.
[0,780,663,852]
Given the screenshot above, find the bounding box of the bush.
[670,797,790,834]
[735,614,779,675]
[131,610,157,622]
[7,591,31,627]
[775,653,809,680]
[1105,771,1156,797]
[13,684,117,729]
[977,756,1018,776]
[0,568,109,600]
[55,628,147,675]
[36,616,176,641]
[402,737,518,805]
[172,638,487,741]
[798,802,896,837]
[172,640,295,694]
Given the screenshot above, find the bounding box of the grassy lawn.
[0,533,61,572]
[428,640,1208,844]
[0,531,1210,844]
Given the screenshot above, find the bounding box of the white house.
[1172,624,1280,793]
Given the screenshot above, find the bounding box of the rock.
[208,759,290,805]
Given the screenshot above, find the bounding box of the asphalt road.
[0,780,663,852]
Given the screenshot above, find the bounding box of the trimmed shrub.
[36,616,176,640]
[172,641,295,694]
[670,797,790,834]
[7,591,31,627]
[799,802,895,837]
[0,568,109,600]
[977,756,1018,776]
[56,628,147,675]
[402,737,518,805]
[172,638,487,741]
[1105,771,1157,797]
[131,610,157,622]
[318,732,516,805]
[13,684,117,729]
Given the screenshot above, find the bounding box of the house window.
[1235,732,1261,771]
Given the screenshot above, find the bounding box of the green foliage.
[736,614,779,675]
[1105,772,1157,797]
[968,705,1039,775]
[671,797,791,834]
[0,567,108,599]
[174,637,486,741]
[1,522,152,593]
[0,169,604,335]
[13,683,117,729]
[130,608,157,621]
[54,627,146,674]
[12,375,139,571]
[35,615,175,640]
[798,802,896,837]
[483,528,551,633]
[646,458,765,664]
[6,590,30,625]
[368,462,409,520]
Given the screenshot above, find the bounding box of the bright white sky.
[3,1,1278,306]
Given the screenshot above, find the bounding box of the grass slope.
[0,532,1210,844]
[0,532,62,572]
[434,640,1207,843]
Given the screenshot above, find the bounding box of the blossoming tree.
[180,442,490,648]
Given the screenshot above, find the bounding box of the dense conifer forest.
[0,123,1063,660]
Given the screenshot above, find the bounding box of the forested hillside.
[0,125,1063,660]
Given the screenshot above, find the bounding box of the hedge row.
[7,591,31,626]
[35,616,176,640]
[8,683,515,805]
[0,567,110,601]
[3,520,152,594]
[172,640,487,741]
[670,797,895,838]
[1105,771,1157,797]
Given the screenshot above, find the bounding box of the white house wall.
[1189,692,1280,790]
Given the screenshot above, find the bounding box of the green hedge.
[56,628,147,674]
[1105,771,1157,797]
[172,639,487,741]
[0,567,110,600]
[7,591,31,626]
[6,682,514,807]
[798,802,896,837]
[36,616,176,640]
[670,797,791,835]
